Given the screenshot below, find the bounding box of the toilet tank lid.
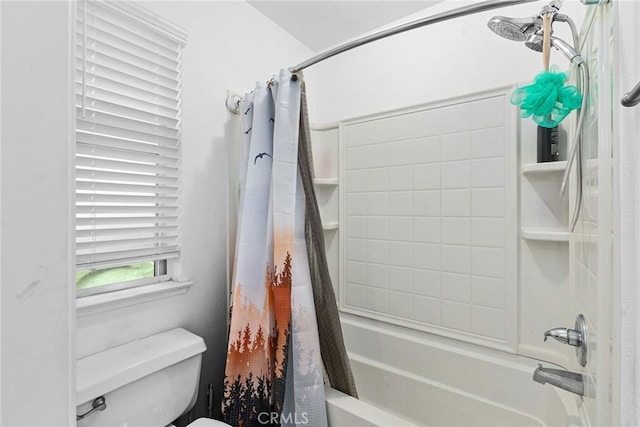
[77,328,207,405]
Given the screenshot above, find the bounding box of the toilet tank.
[77,328,207,426]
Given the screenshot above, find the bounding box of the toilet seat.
[187,417,232,426]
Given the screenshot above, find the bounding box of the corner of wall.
[1,1,75,424]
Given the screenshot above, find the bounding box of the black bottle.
[537,125,559,162]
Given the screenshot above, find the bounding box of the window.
[75,0,186,296]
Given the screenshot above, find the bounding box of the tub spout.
[533,364,584,396]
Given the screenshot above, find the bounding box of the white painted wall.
[1,1,75,425]
[304,0,586,123]
[75,0,313,421]
[1,1,3,421]
[612,1,640,424]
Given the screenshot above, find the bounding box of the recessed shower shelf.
[522,160,568,175]
[522,228,570,242]
[313,178,339,186]
[322,221,339,231]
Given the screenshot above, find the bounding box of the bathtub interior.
[337,315,583,427]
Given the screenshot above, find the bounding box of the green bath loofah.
[511,65,583,128]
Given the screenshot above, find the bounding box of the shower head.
[487,1,571,44]
[524,33,585,65]
[487,16,542,42]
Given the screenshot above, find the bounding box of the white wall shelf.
[310,125,340,289]
[313,178,339,186]
[522,228,570,242]
[322,221,339,231]
[522,160,567,175]
[518,118,572,368]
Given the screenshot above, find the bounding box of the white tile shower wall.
[341,91,517,350]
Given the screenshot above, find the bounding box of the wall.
[614,1,640,424]
[75,0,313,421]
[0,1,75,425]
[304,0,586,123]
[1,1,3,421]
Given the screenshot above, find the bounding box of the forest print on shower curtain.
[222,71,327,427]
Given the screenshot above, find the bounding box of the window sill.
[76,280,193,318]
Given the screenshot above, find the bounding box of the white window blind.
[76,0,186,271]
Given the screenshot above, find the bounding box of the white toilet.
[76,328,230,426]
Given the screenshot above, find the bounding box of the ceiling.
[247,1,444,52]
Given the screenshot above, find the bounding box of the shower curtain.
[222,70,354,427]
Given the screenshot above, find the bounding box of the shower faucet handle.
[543,315,588,367]
[543,327,582,346]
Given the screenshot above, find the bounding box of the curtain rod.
[289,0,540,73]
[226,0,540,113]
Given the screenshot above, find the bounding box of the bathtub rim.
[325,386,419,427]
[340,313,584,426]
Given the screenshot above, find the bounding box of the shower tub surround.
[308,87,584,425]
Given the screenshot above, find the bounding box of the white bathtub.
[326,387,418,426]
[326,314,583,427]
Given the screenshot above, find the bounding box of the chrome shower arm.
[538,0,563,23]
[552,14,580,52]
[548,0,564,11]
